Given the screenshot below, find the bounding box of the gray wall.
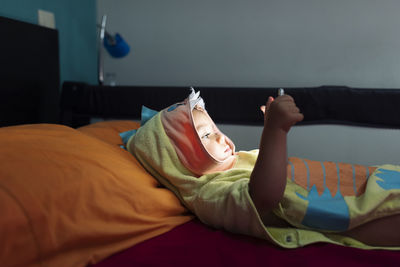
[97,0,400,88]
[97,0,400,165]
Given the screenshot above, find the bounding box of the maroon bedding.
[93,219,399,267]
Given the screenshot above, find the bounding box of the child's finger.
[266,96,274,110]
[296,112,304,122]
[260,105,266,114]
[277,94,294,102]
[292,112,304,123]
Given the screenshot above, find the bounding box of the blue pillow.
[119,106,158,149]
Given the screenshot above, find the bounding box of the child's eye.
[202,133,211,139]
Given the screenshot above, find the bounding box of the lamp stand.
[98,14,107,85]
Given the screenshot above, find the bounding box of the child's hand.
[260,95,304,132]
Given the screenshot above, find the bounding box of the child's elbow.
[249,187,284,215]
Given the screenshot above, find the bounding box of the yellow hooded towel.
[127,89,400,249]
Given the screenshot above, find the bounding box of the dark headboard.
[60,82,400,129]
[0,16,60,126]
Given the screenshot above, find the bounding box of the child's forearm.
[250,93,303,216]
[249,124,287,214]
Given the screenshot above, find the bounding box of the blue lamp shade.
[103,33,130,58]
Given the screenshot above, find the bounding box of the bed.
[1,15,400,267]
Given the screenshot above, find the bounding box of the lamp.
[98,14,130,85]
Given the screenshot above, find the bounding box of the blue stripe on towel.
[288,160,295,182]
[301,159,310,190]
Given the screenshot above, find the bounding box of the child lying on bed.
[126,89,400,249]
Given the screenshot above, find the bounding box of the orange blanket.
[0,122,192,267]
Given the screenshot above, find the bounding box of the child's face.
[192,109,233,161]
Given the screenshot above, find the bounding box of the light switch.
[38,9,56,29]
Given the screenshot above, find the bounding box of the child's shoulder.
[233,149,259,169]
[236,149,259,157]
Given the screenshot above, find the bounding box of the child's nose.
[216,133,225,144]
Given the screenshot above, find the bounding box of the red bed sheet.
[93,219,399,267]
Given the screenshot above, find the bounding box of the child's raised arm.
[249,95,304,221]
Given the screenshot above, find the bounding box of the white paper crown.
[188,87,205,111]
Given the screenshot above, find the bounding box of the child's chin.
[222,151,233,160]
[225,148,233,155]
